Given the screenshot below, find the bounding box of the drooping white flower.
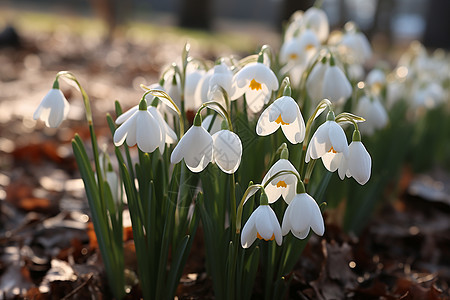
[256,96,305,144]
[115,104,177,153]
[212,129,242,174]
[231,62,279,113]
[302,7,329,43]
[338,131,371,185]
[113,104,163,153]
[261,158,299,204]
[282,192,324,239]
[322,64,352,104]
[338,24,372,64]
[241,204,282,248]
[305,114,349,172]
[208,63,234,99]
[306,58,352,104]
[170,118,213,173]
[163,71,182,109]
[355,96,388,136]
[33,87,70,128]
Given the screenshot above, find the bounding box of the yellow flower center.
[305,44,315,51]
[289,53,298,60]
[275,115,289,125]
[257,232,275,241]
[276,180,287,188]
[249,79,262,91]
[328,146,337,154]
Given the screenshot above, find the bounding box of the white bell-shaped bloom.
[212,129,242,174]
[356,96,388,136]
[305,118,349,172]
[115,105,177,153]
[231,62,279,113]
[338,132,371,185]
[143,83,164,103]
[339,30,372,64]
[261,158,300,204]
[303,7,329,43]
[113,108,163,153]
[413,82,445,109]
[321,64,352,104]
[170,123,213,173]
[347,63,365,81]
[185,68,205,111]
[241,204,282,248]
[256,96,305,144]
[33,88,70,128]
[282,192,324,239]
[106,168,120,205]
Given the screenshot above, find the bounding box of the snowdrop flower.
[282,189,324,239]
[256,95,305,144]
[338,130,371,185]
[171,114,213,173]
[305,112,349,172]
[212,129,242,174]
[231,62,279,113]
[163,71,182,109]
[261,151,300,204]
[105,164,121,205]
[115,103,177,153]
[302,7,329,43]
[338,23,372,64]
[306,57,352,104]
[355,96,388,136]
[412,82,445,109]
[114,100,164,153]
[241,202,282,248]
[208,63,234,99]
[33,82,70,128]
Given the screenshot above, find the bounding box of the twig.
[62,273,94,300]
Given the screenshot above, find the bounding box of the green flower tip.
[260,190,269,205]
[326,110,335,121]
[296,180,306,194]
[352,129,361,142]
[257,52,264,64]
[139,98,148,110]
[52,79,59,89]
[283,84,292,97]
[193,113,202,126]
[150,97,159,107]
[220,120,228,130]
[280,147,289,160]
[107,162,114,172]
[329,54,336,66]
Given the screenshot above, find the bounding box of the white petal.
[292,228,310,239]
[306,62,326,103]
[322,66,352,103]
[306,193,324,236]
[303,7,329,42]
[171,126,213,172]
[281,110,305,144]
[348,141,371,185]
[242,185,260,205]
[306,121,331,161]
[113,112,137,146]
[337,155,348,180]
[136,111,161,153]
[328,121,349,157]
[256,105,280,136]
[116,105,138,125]
[289,195,312,233]
[212,130,242,174]
[245,85,269,113]
[321,151,344,172]
[281,205,293,236]
[241,210,258,248]
[202,114,223,135]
